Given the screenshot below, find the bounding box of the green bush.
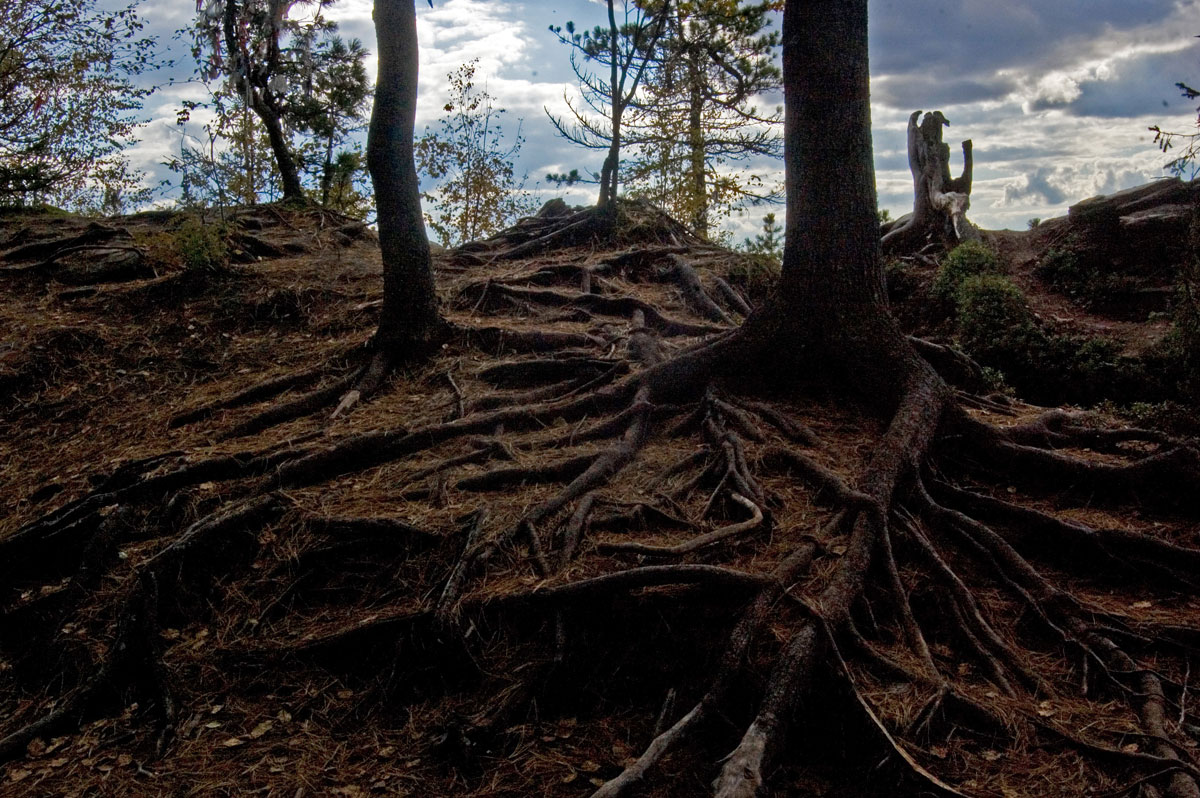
[173,217,228,272]
[955,274,1039,359]
[932,240,1004,301]
[1035,242,1124,307]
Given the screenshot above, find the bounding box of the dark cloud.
[872,73,1018,109]
[871,148,913,172]
[1067,47,1200,118]
[869,0,1181,81]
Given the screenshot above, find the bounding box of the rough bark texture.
[367,0,444,353]
[881,110,979,254]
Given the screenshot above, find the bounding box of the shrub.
[955,274,1039,359]
[1035,240,1125,308]
[173,217,228,272]
[932,240,1004,301]
[1027,217,1041,229]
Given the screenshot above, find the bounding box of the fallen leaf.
[222,737,244,747]
[249,720,274,739]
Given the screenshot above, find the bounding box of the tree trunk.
[732,0,926,409]
[597,0,622,209]
[367,0,443,352]
[687,48,708,238]
[320,131,335,207]
[881,110,979,253]
[256,97,306,202]
[222,0,305,204]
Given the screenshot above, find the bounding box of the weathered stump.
[881,110,980,253]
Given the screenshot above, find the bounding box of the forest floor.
[0,201,1196,797]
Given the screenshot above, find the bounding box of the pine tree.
[625,0,783,237]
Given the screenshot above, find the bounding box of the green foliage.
[740,213,783,260]
[416,61,538,247]
[186,0,369,205]
[955,274,1038,359]
[1027,217,1041,229]
[621,0,783,235]
[952,274,1132,405]
[978,366,1012,395]
[932,240,1004,301]
[289,35,371,211]
[0,0,159,210]
[1034,242,1124,307]
[547,0,671,207]
[309,150,371,219]
[173,217,229,273]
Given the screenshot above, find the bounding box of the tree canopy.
[0,0,158,210]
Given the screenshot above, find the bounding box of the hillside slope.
[1,199,1198,797]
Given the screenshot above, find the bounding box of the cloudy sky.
[131,0,1200,235]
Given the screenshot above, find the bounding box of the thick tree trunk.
[732,0,926,409]
[367,0,443,352]
[881,110,979,253]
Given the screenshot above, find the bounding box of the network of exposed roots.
[3,201,1200,797]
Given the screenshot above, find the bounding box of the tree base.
[3,210,1200,798]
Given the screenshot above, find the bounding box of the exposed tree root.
[6,211,1200,798]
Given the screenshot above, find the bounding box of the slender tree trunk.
[320,131,335,207]
[255,97,306,202]
[222,0,305,203]
[597,0,622,209]
[368,0,442,351]
[687,48,708,238]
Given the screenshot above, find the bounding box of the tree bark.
[880,110,979,254]
[367,0,443,352]
[256,98,306,201]
[597,0,622,209]
[732,0,926,409]
[222,0,305,203]
[687,48,708,238]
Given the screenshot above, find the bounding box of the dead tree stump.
[882,110,980,253]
